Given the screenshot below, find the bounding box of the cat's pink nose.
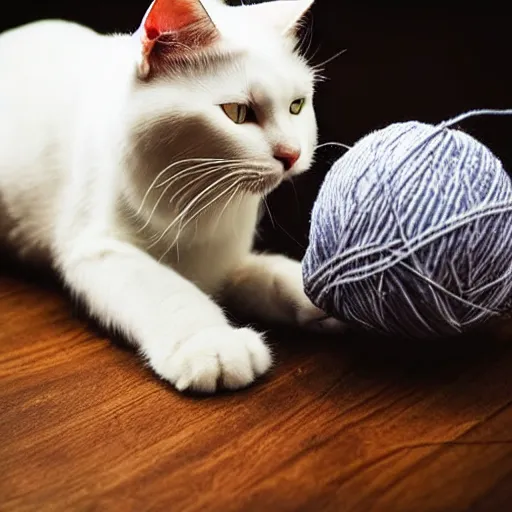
[274,145,301,171]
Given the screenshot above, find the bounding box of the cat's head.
[127,0,317,217]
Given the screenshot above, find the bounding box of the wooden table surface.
[2,264,512,512]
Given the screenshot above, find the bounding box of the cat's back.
[0,19,104,158]
[0,19,99,58]
[0,19,131,166]
[0,18,96,43]
[0,20,108,260]
[0,20,100,84]
[0,20,102,124]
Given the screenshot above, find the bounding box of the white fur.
[0,0,343,393]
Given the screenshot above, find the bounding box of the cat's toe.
[155,326,272,393]
[297,303,346,334]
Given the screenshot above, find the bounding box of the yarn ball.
[303,120,512,339]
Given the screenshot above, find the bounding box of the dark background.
[3,1,510,260]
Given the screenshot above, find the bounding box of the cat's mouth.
[243,169,283,195]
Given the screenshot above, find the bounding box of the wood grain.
[2,2,512,511]
[1,266,512,512]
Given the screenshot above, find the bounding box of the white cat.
[0,0,343,393]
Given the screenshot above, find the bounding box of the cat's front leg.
[222,254,346,333]
[57,238,272,393]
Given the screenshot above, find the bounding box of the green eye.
[221,103,248,124]
[290,98,305,115]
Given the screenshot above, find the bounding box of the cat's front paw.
[150,327,272,393]
[271,257,346,334]
[296,301,346,334]
[272,260,346,334]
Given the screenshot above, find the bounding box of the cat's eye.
[290,98,305,115]
[221,103,249,124]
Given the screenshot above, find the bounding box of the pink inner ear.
[144,0,202,41]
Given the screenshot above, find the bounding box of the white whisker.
[158,179,245,262]
[263,197,275,229]
[148,170,252,249]
[315,141,352,151]
[141,162,254,234]
[155,158,251,191]
[177,180,244,237]
[277,220,306,250]
[312,48,347,70]
[137,157,227,216]
[139,165,220,233]
[211,183,244,235]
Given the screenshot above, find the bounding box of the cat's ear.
[244,0,314,37]
[135,0,218,78]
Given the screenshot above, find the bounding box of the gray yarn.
[303,110,512,339]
